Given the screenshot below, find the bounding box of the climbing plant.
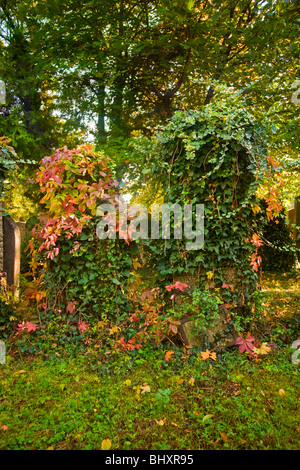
[0,137,18,194]
[132,100,280,324]
[30,145,134,322]
[257,200,297,273]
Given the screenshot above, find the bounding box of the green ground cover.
[0,273,299,450]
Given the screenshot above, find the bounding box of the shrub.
[257,200,297,272]
[30,145,135,321]
[129,100,278,321]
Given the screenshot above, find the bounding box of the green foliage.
[257,200,297,273]
[169,288,222,330]
[133,98,273,319]
[31,144,135,321]
[0,272,299,450]
[0,137,18,193]
[0,282,16,326]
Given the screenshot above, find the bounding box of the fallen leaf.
[101,439,112,450]
[155,418,166,426]
[219,431,228,441]
[202,414,213,423]
[16,370,26,374]
[140,385,151,394]
[188,377,195,386]
[124,379,132,387]
[253,342,271,355]
[1,425,8,431]
[200,350,211,360]
[164,351,174,362]
[210,352,217,361]
[278,389,285,397]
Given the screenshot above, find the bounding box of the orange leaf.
[164,351,174,362]
[219,431,228,441]
[200,350,211,360]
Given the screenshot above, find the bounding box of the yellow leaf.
[124,379,132,387]
[253,343,271,355]
[188,377,195,386]
[155,418,166,426]
[252,204,261,214]
[101,439,112,450]
[140,385,151,394]
[202,414,213,423]
[109,326,121,335]
[132,259,142,270]
[16,370,26,374]
[278,389,285,397]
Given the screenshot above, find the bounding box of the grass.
[0,272,299,450]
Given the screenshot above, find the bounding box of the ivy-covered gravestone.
[139,100,275,340]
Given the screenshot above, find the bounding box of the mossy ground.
[0,273,299,450]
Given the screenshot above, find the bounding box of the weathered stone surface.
[3,216,21,293]
[17,221,26,240]
[179,304,238,350]
[0,340,6,364]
